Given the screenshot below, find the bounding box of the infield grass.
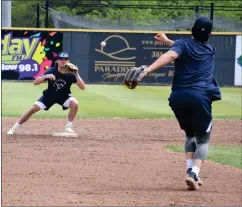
[2,82,242,119]
[165,145,242,169]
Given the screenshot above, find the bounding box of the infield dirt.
[2,118,242,206]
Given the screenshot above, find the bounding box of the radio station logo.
[1,31,62,80]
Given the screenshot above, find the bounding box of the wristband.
[42,75,46,80]
[75,73,80,78]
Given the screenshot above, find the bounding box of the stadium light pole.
[2,0,12,27]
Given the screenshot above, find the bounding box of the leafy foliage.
[10,0,242,30]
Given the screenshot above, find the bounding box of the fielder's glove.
[124,65,149,89]
[61,62,79,75]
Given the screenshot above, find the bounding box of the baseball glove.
[124,65,148,89]
[61,62,79,75]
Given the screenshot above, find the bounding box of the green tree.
[10,0,242,30]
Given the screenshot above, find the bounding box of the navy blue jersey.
[42,67,77,99]
[170,38,221,101]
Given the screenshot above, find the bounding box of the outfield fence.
[1,28,242,86]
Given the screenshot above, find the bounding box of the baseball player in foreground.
[124,17,221,190]
[7,52,85,136]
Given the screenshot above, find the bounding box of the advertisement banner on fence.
[88,33,188,84]
[234,35,242,86]
[1,30,63,80]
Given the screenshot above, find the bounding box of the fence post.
[36,3,40,28]
[45,0,49,28]
[210,3,214,21]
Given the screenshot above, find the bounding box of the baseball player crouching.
[7,52,85,136]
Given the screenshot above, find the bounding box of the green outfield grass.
[2,82,242,119]
[165,145,242,169]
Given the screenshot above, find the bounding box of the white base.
[52,132,78,137]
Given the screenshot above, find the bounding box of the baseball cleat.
[7,127,16,135]
[187,178,203,190]
[186,172,199,191]
[65,127,75,134]
[52,127,77,137]
[187,168,203,186]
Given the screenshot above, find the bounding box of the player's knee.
[184,136,197,152]
[31,105,40,113]
[70,100,78,110]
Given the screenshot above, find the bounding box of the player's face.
[57,58,69,66]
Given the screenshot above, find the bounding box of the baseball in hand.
[101,41,106,47]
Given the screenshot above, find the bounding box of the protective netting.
[49,7,242,32]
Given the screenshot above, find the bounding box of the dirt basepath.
[2,118,242,206]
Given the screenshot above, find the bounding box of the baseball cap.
[192,17,213,42]
[58,52,69,59]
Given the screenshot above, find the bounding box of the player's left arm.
[124,39,184,89]
[75,73,86,90]
[124,51,178,89]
